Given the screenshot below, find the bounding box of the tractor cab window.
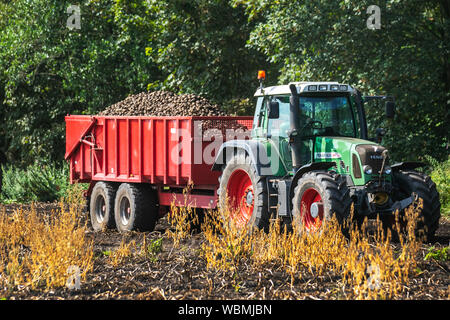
[349,95,361,137]
[299,96,356,137]
[267,96,290,138]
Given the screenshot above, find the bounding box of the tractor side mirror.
[375,128,386,143]
[268,100,279,119]
[385,101,395,119]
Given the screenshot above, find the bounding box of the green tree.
[235,0,449,162]
[146,0,268,112]
[1,0,447,169]
[0,0,161,166]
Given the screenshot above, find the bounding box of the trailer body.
[65,115,252,209]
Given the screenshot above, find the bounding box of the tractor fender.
[391,161,426,172]
[289,162,337,201]
[211,140,273,176]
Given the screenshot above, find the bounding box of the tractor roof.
[254,81,356,97]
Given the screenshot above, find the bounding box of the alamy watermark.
[366,5,381,30]
[66,265,81,290]
[366,263,381,290]
[167,122,276,176]
[67,5,81,30]
[65,4,379,31]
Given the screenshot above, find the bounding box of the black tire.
[390,170,441,241]
[292,171,352,234]
[114,183,158,232]
[89,181,117,231]
[217,151,270,231]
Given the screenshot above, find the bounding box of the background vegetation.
[0,162,70,203]
[0,1,448,204]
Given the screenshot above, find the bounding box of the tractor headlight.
[330,84,339,91]
[384,165,392,174]
[363,165,373,175]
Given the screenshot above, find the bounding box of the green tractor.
[212,75,441,240]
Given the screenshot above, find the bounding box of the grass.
[424,246,449,262]
[166,181,201,247]
[107,234,164,267]
[108,238,136,267]
[0,177,441,300]
[0,161,89,204]
[144,237,163,262]
[0,185,93,292]
[0,162,70,203]
[425,155,450,217]
[169,192,425,300]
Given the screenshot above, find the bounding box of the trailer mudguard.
[211,140,273,176]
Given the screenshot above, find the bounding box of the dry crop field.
[0,188,449,301]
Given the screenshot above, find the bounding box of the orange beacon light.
[257,70,266,80]
[258,70,266,92]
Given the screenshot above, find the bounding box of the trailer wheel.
[292,171,351,234]
[217,151,269,231]
[114,183,158,232]
[90,182,117,231]
[390,170,441,241]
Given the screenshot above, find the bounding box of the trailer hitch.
[374,192,418,217]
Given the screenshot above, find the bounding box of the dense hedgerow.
[0,162,70,203]
[425,155,450,217]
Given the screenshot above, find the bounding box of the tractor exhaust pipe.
[289,84,305,171]
[289,84,300,134]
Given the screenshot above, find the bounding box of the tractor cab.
[253,82,361,174]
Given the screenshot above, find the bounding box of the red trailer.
[65,115,252,232]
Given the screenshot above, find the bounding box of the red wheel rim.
[300,187,323,231]
[226,169,254,224]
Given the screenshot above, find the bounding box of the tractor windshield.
[299,95,356,137]
[266,94,357,139]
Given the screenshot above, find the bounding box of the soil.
[0,202,449,300]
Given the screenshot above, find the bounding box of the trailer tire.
[114,183,158,232]
[292,171,351,234]
[90,182,117,231]
[217,151,269,231]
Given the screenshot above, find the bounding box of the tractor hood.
[314,136,389,185]
[314,136,376,162]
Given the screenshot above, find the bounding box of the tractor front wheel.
[390,170,441,241]
[292,171,351,234]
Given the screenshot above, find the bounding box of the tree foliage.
[0,0,161,165]
[235,0,449,162]
[0,0,448,167]
[145,0,267,110]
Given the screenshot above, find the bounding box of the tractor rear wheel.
[390,170,441,241]
[217,151,270,231]
[292,171,351,234]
